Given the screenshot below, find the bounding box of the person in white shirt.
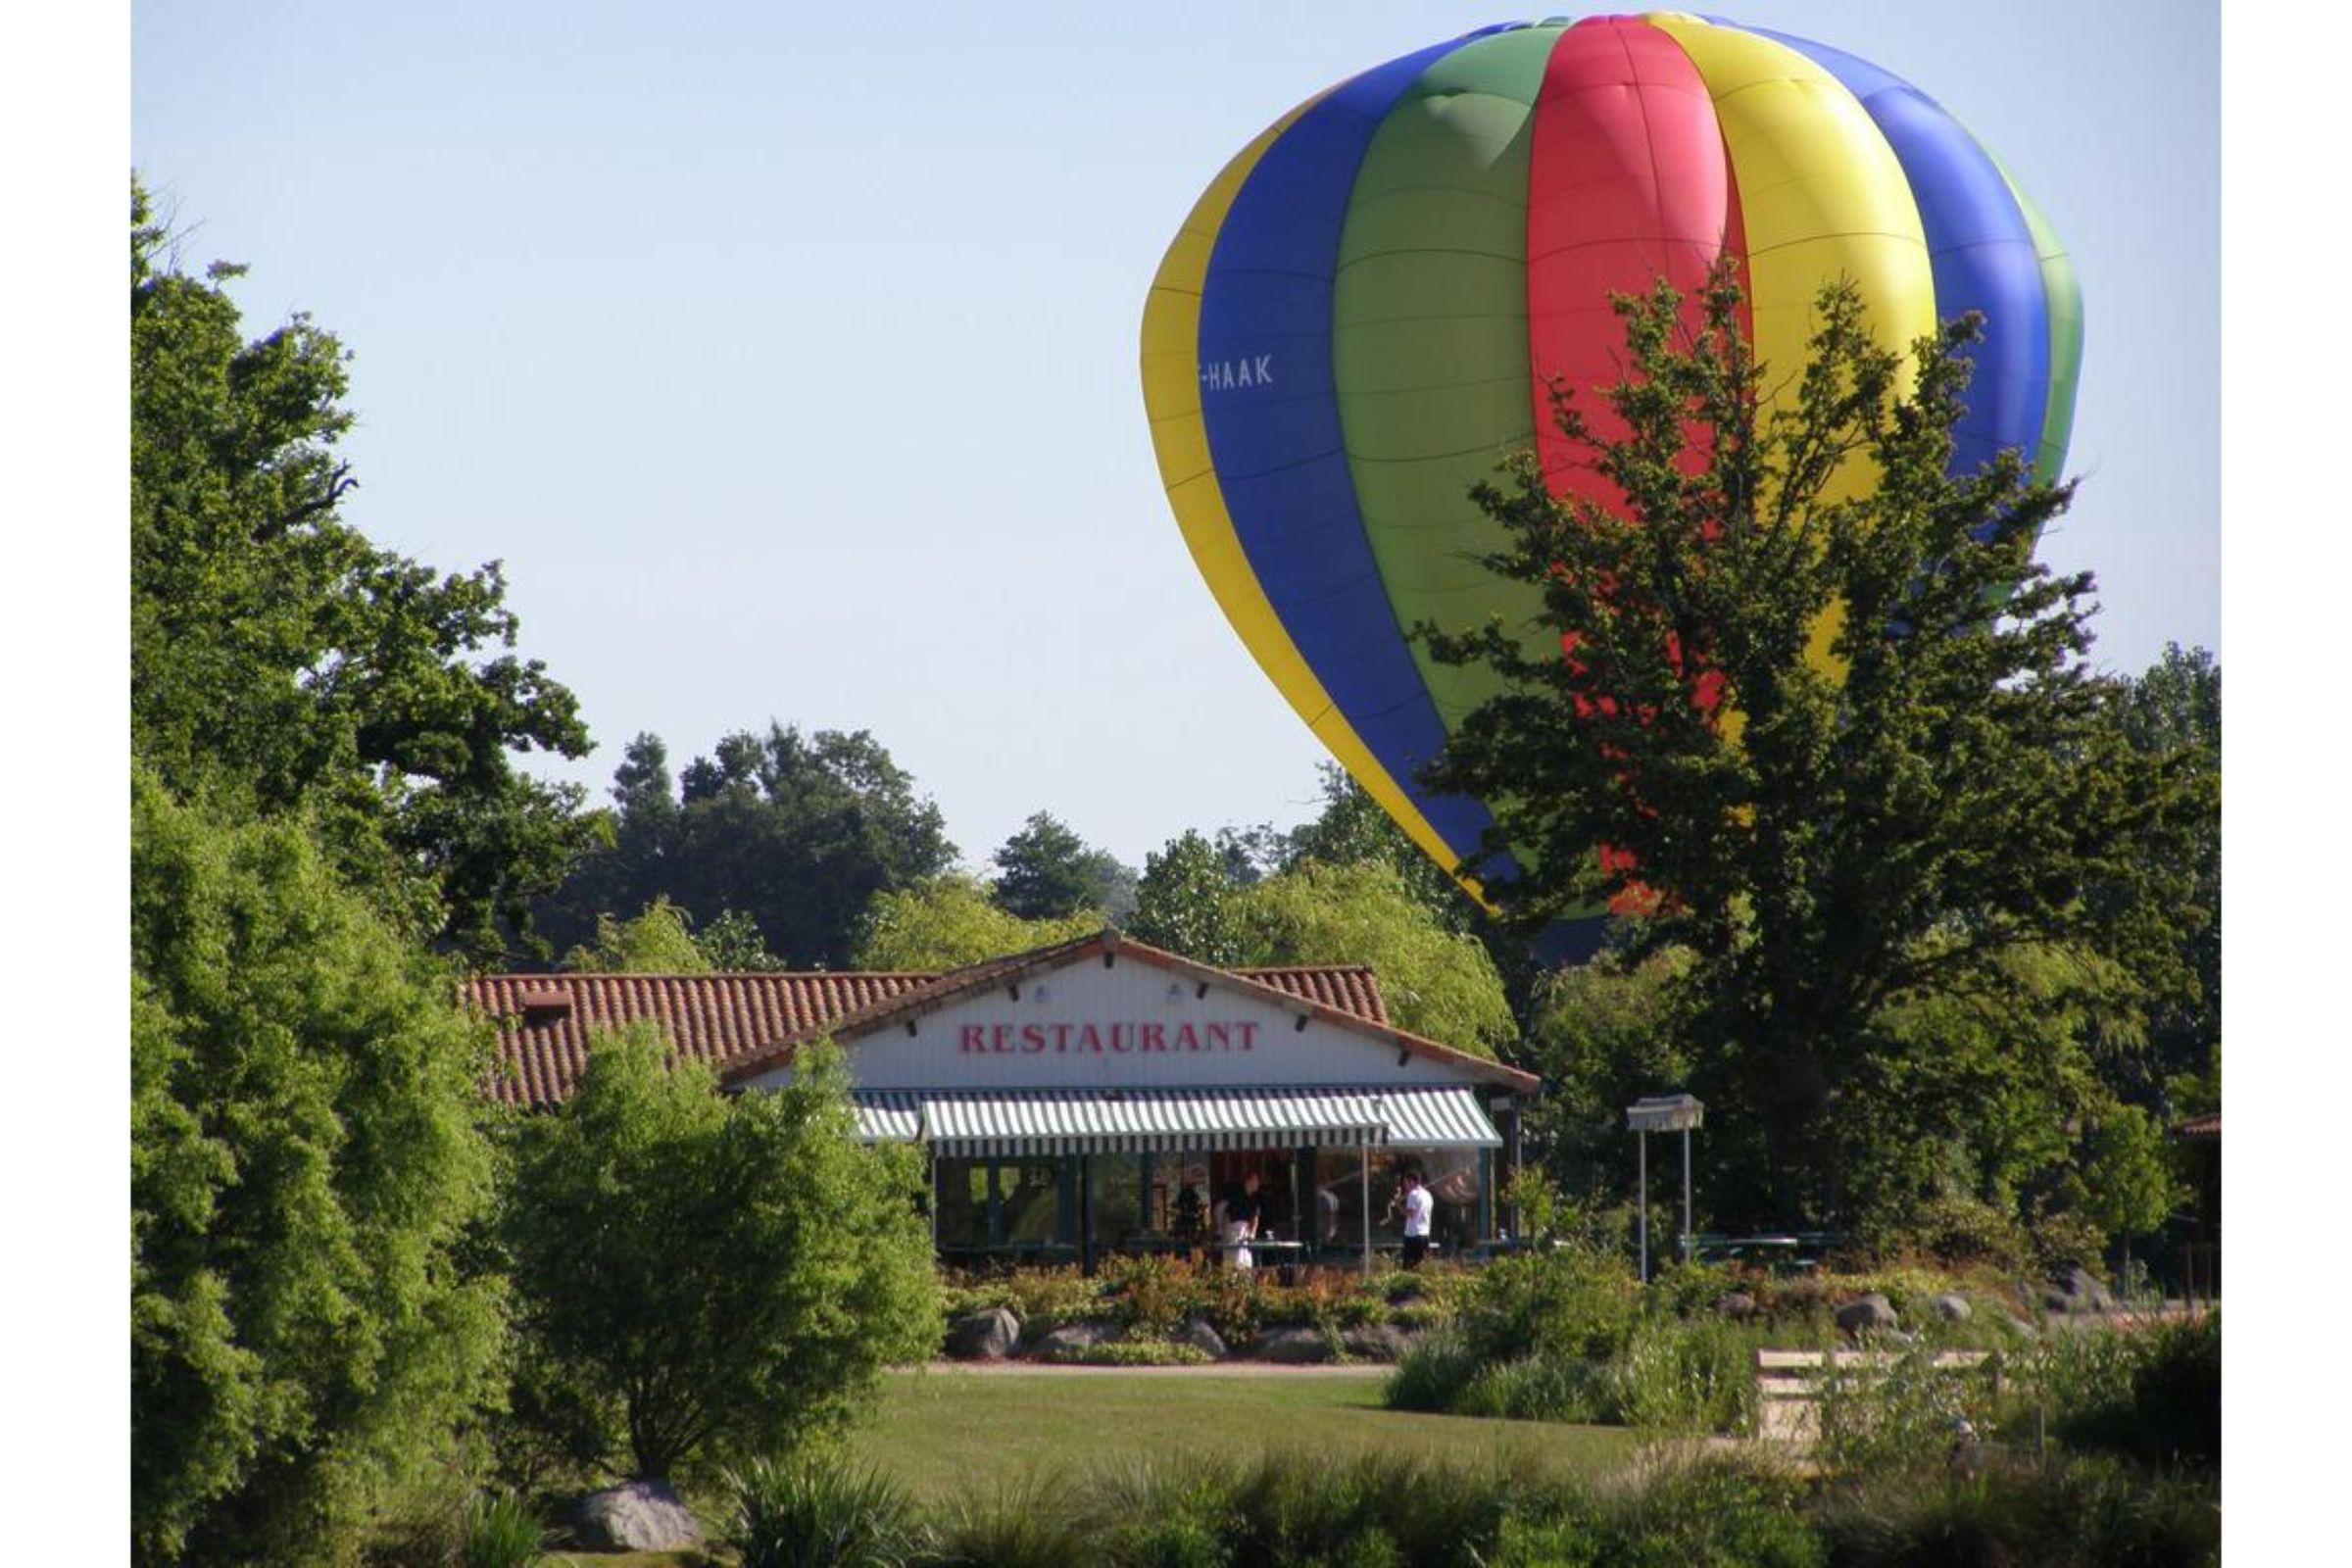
[1399,1170,1434,1270]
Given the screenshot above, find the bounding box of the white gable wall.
[735,956,1494,1094]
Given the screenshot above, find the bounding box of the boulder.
[1341,1324,1412,1362]
[573,1481,700,1553]
[1835,1294,1899,1337]
[1251,1326,1333,1364]
[1179,1317,1229,1360]
[1035,1320,1124,1358]
[1930,1293,1973,1324]
[947,1305,1022,1360]
[1715,1292,1758,1322]
[2048,1267,2116,1315]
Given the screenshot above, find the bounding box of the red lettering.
[1207,1023,1231,1051]
[1142,1023,1167,1053]
[1021,1024,1047,1054]
[960,1024,986,1054]
[1110,1023,1132,1053]
[991,1024,1013,1054]
[1053,1023,1073,1053]
[1238,1021,1258,1052]
[1177,1022,1200,1052]
[1080,1024,1103,1054]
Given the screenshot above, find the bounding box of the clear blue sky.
[132,1,2219,872]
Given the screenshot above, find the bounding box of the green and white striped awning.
[849,1086,1502,1156]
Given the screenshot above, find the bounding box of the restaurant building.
[472,929,1537,1269]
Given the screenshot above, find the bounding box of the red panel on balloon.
[1526,18,1752,502]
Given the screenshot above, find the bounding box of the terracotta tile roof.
[469,971,933,1108]
[467,948,1412,1107]
[1239,964,1389,1025]
[714,930,1537,1095]
[2172,1111,2221,1140]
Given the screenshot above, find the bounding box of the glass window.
[997,1158,1061,1245]
[933,1157,991,1250]
[1087,1155,1146,1249]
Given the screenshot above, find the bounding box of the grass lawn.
[536,1370,1645,1562]
[846,1368,1643,1503]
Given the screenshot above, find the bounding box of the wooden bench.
[1753,1347,2000,1445]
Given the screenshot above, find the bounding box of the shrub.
[1453,1242,1639,1366]
[1454,1354,1611,1424]
[1220,1451,1411,1568]
[459,1494,545,1568]
[1490,1451,1819,1568]
[1603,1318,1758,1435]
[505,1038,940,1479]
[1814,1343,2001,1477]
[2012,1312,2220,1468]
[927,1476,1092,1568]
[725,1455,922,1568]
[1385,1328,1484,1413]
[1814,1452,2220,1567]
[1093,1457,1238,1568]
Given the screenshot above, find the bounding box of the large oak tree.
[1421,270,2213,1224]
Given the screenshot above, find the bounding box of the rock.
[573,1481,700,1553]
[1251,1326,1333,1364]
[2049,1267,2115,1314]
[1836,1294,1899,1336]
[1931,1293,1973,1323]
[1715,1292,1758,1322]
[1035,1321,1123,1358]
[1179,1317,1228,1360]
[1341,1324,1412,1362]
[946,1306,1022,1361]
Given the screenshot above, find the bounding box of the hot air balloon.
[1139,14,2081,954]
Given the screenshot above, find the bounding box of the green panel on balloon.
[1333,25,1558,739]
[1989,153,2083,487]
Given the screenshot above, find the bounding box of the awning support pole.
[1637,1129,1649,1283]
[1360,1139,1372,1281]
[1681,1126,1693,1267]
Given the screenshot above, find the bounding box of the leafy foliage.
[852,875,1101,971]
[559,896,711,973]
[1128,830,1250,966]
[131,181,593,961]
[502,1034,941,1479]
[991,810,1138,922]
[1229,861,1516,1054]
[130,768,504,1567]
[537,725,957,970]
[726,1454,924,1568]
[1420,269,2214,1224]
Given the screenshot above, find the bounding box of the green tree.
[131,180,593,961]
[991,810,1137,922]
[561,897,712,973]
[1421,270,2212,1224]
[503,1034,939,1480]
[537,724,958,969]
[131,768,503,1568]
[695,908,787,971]
[1232,861,1516,1056]
[1127,828,1249,965]
[853,875,1100,970]
[2118,644,2221,1117]
[1519,946,1698,1199]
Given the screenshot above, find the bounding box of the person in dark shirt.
[1215,1171,1264,1269]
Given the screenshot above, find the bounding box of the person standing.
[1217,1169,1264,1270]
[1400,1169,1433,1270]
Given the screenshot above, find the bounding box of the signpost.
[1625,1094,1704,1282]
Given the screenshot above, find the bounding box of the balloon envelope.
[1140,14,2081,945]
